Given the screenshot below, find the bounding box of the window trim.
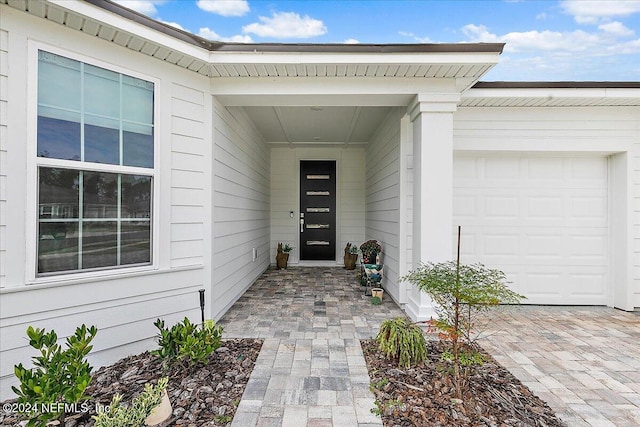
[26,42,161,284]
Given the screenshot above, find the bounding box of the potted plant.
[360,240,382,264]
[343,242,359,270]
[371,287,384,300]
[276,243,293,269]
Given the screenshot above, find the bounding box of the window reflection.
[39,168,79,219]
[121,175,151,218]
[83,172,118,219]
[37,116,81,161]
[121,221,151,265]
[82,221,118,269]
[38,222,79,273]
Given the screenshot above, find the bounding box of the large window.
[36,51,154,275]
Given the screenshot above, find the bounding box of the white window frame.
[26,42,161,284]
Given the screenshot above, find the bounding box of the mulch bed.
[362,339,566,427]
[0,339,262,427]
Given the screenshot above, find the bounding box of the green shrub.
[152,317,223,369]
[376,317,426,369]
[93,377,168,427]
[371,296,382,305]
[12,324,98,426]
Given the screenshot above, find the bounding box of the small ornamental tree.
[402,227,524,399]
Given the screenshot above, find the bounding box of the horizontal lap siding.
[213,103,270,317]
[269,149,295,262]
[0,9,211,397]
[1,270,203,394]
[0,29,7,288]
[366,109,404,302]
[636,147,640,308]
[340,149,366,253]
[171,84,206,268]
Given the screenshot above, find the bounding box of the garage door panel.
[527,196,562,219]
[569,195,607,220]
[453,195,476,217]
[484,196,519,218]
[567,234,607,261]
[570,157,608,182]
[527,158,564,180]
[568,272,607,297]
[453,155,609,306]
[485,158,521,180]
[523,272,564,298]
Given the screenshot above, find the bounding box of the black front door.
[300,160,336,260]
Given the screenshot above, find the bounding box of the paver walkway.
[219,267,405,427]
[483,306,640,427]
[221,268,640,427]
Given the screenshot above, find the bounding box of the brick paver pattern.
[483,306,640,427]
[220,267,640,427]
[219,267,405,427]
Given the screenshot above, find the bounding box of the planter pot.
[344,253,358,270]
[371,288,384,300]
[276,252,289,269]
[145,389,172,426]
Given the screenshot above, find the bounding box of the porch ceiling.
[243,106,393,145]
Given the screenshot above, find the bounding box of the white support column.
[404,93,460,321]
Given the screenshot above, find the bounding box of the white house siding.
[270,146,366,265]
[365,108,405,303]
[212,103,270,317]
[0,29,7,288]
[453,106,640,308]
[635,142,640,308]
[0,7,211,397]
[170,83,208,269]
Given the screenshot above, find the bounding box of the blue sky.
[114,0,640,81]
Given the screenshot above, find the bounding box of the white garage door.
[453,155,609,305]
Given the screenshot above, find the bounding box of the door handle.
[300,218,304,232]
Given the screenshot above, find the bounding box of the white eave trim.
[461,87,640,107]
[48,0,211,63]
[5,0,501,80]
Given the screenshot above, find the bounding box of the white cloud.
[462,22,640,80]
[463,24,614,52]
[242,12,327,39]
[398,31,435,43]
[196,0,249,17]
[198,27,253,43]
[343,39,360,44]
[160,20,185,31]
[112,0,165,16]
[561,0,640,24]
[598,21,635,37]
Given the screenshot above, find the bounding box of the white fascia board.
[208,51,501,66]
[211,76,455,95]
[48,0,210,63]
[211,77,457,106]
[464,87,640,101]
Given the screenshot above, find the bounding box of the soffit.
[3,0,502,81]
[462,85,640,107]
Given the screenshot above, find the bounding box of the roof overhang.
[463,82,640,107]
[3,0,504,81]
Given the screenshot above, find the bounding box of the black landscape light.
[199,289,205,324]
